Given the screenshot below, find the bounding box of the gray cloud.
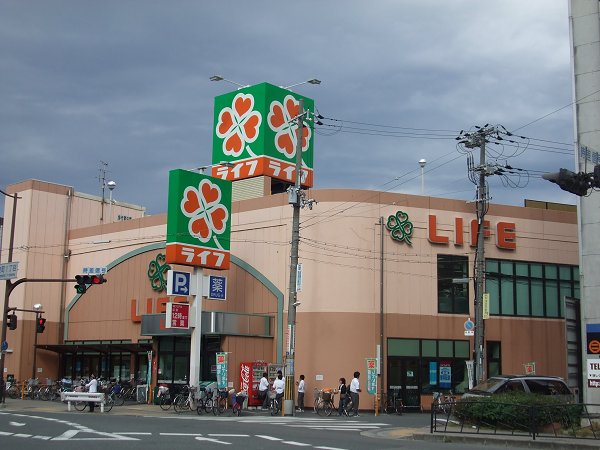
[0,0,576,216]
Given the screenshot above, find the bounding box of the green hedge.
[454,393,583,431]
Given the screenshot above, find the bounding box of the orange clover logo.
[215,93,262,157]
[180,179,229,244]
[268,95,312,158]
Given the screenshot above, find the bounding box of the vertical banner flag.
[366,358,378,395]
[166,169,232,269]
[440,361,452,389]
[216,352,228,389]
[212,82,315,188]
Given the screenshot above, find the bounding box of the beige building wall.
[2,180,579,401]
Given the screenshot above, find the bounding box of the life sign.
[211,82,315,188]
[166,169,232,270]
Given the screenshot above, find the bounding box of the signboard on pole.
[482,293,490,320]
[366,358,377,395]
[165,302,190,329]
[166,169,232,270]
[0,262,18,280]
[216,352,228,389]
[211,82,315,188]
[167,270,195,296]
[203,275,227,300]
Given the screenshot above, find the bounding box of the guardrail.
[61,392,106,412]
[431,399,600,442]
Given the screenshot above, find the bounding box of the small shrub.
[454,393,582,432]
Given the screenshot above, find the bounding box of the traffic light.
[6,313,17,330]
[542,168,592,197]
[36,317,46,333]
[74,274,107,294]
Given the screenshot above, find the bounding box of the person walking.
[337,377,347,415]
[273,370,285,403]
[296,374,305,412]
[85,374,98,413]
[349,371,361,416]
[258,372,269,409]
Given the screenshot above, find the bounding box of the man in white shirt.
[258,372,269,409]
[349,371,361,416]
[296,374,305,412]
[85,374,98,412]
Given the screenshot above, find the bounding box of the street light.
[209,75,249,89]
[107,181,116,223]
[32,303,43,380]
[418,159,427,195]
[282,79,322,90]
[0,188,19,406]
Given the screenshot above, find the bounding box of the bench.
[61,391,106,412]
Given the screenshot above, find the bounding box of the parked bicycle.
[173,385,197,413]
[432,391,455,415]
[212,389,229,415]
[157,385,172,411]
[315,389,336,416]
[231,391,247,416]
[384,390,404,415]
[268,390,282,416]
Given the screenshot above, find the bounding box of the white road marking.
[52,429,139,440]
[32,435,52,440]
[114,432,153,435]
[0,431,13,436]
[12,433,32,438]
[281,441,311,446]
[209,434,250,437]
[195,436,231,445]
[315,447,347,450]
[8,421,26,426]
[160,432,204,436]
[256,435,282,441]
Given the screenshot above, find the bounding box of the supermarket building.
[1,178,579,409]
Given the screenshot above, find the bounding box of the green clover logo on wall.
[148,253,171,292]
[386,211,414,245]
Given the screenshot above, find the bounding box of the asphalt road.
[0,400,596,450]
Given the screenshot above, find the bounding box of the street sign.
[82,266,107,275]
[1,341,8,351]
[204,275,227,300]
[166,270,195,296]
[0,262,18,280]
[464,317,475,336]
[165,302,190,329]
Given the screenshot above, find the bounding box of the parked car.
[462,375,574,402]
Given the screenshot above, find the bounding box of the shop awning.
[36,342,152,354]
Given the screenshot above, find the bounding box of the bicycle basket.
[218,390,229,399]
[322,391,332,401]
[236,394,247,404]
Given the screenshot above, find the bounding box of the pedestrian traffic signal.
[36,317,46,333]
[74,274,107,294]
[6,313,17,330]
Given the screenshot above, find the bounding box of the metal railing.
[431,399,600,441]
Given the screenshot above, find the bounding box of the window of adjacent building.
[437,255,469,314]
[487,341,501,377]
[485,259,578,318]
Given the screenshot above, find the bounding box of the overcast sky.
[0,1,577,218]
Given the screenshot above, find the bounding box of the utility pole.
[461,126,496,384]
[0,189,18,406]
[285,98,304,415]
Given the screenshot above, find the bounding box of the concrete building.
[1,178,579,409]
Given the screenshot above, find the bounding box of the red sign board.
[166,302,190,329]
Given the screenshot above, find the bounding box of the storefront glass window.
[158,353,173,383]
[174,356,189,384]
[455,341,469,358]
[501,279,514,315]
[437,255,469,314]
[422,340,437,357]
[487,278,500,315]
[545,265,557,280]
[438,340,453,357]
[531,280,544,316]
[546,280,559,317]
[516,281,529,316]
